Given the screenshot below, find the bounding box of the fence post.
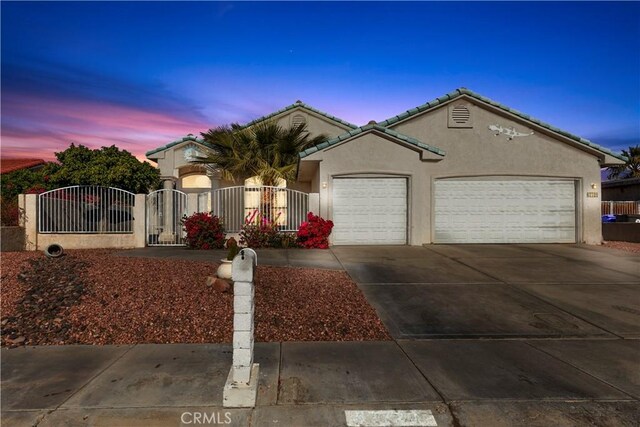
[609,201,614,215]
[223,248,259,408]
[23,194,38,251]
[134,194,147,248]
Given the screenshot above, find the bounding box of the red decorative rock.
[213,278,232,293]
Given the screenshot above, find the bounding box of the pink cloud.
[2,95,213,162]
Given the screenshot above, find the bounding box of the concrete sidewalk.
[2,341,638,426]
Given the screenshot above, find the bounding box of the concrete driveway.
[331,244,640,339]
[330,244,640,421]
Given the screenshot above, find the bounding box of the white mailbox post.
[223,248,259,408]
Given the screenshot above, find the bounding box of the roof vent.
[448,104,473,128]
[295,100,303,104]
[291,114,306,128]
[368,120,377,125]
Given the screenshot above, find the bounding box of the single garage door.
[434,179,576,243]
[332,178,407,245]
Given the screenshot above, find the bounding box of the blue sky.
[2,1,639,161]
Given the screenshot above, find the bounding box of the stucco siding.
[272,109,354,139]
[303,100,604,245]
[303,133,431,245]
[390,101,602,244]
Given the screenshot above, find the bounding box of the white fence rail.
[38,186,135,233]
[601,201,640,216]
[35,184,310,246]
[212,186,309,232]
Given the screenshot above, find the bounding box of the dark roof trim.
[242,101,358,130]
[378,87,626,161]
[299,123,446,159]
[602,177,640,188]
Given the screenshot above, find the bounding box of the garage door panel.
[333,178,407,245]
[435,179,576,244]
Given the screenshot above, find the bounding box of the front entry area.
[332,177,407,245]
[434,178,577,244]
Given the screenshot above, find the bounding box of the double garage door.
[434,179,577,244]
[331,177,577,245]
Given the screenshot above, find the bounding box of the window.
[181,174,211,189]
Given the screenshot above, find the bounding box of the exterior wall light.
[591,183,597,189]
[322,182,328,189]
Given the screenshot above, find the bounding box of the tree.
[49,144,160,193]
[196,120,327,224]
[197,120,327,186]
[607,145,640,180]
[0,162,60,200]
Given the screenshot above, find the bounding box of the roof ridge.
[378,87,625,161]
[145,134,209,157]
[242,102,359,130]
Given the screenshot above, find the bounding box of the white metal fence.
[38,186,135,233]
[35,185,310,245]
[601,201,640,216]
[212,186,309,232]
[146,189,188,246]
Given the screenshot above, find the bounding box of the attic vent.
[448,103,473,128]
[291,114,306,128]
[452,105,470,123]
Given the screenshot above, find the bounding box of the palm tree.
[196,120,327,186]
[194,120,327,223]
[607,145,640,180]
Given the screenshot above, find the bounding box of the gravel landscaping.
[602,241,640,254]
[1,250,390,347]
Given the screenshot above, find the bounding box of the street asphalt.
[2,244,639,426]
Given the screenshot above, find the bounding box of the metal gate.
[146,189,188,246]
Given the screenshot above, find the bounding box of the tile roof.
[146,135,210,157]
[378,87,626,161]
[242,101,359,130]
[146,102,358,159]
[299,123,446,159]
[1,158,46,174]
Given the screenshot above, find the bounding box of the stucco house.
[146,88,624,246]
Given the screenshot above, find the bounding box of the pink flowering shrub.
[296,212,333,249]
[181,212,225,250]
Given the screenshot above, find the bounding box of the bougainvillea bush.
[297,212,334,249]
[181,212,225,250]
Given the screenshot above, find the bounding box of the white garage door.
[332,178,407,245]
[434,179,576,243]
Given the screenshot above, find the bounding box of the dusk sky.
[2,1,639,163]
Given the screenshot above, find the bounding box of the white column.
[159,178,176,243]
[223,248,259,408]
[133,194,147,248]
